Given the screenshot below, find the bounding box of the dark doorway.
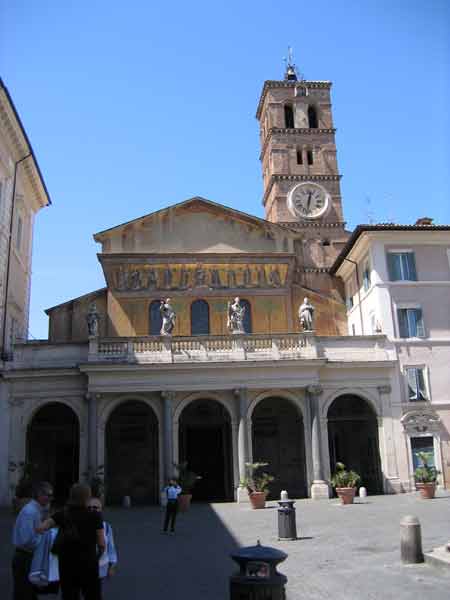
[328,395,383,494]
[252,397,307,499]
[106,401,159,505]
[27,403,79,506]
[179,399,233,502]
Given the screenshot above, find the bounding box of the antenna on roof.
[365,196,375,225]
[283,46,303,81]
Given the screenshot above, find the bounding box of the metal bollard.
[277,499,298,541]
[400,515,424,564]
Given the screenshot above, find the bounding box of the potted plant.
[414,452,439,499]
[173,462,201,511]
[243,462,275,509]
[331,462,361,505]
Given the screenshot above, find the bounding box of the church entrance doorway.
[179,399,233,502]
[27,403,79,505]
[106,401,159,505]
[327,395,383,494]
[252,397,307,499]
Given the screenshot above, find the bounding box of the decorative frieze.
[401,410,441,434]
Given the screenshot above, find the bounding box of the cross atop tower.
[283,47,300,81]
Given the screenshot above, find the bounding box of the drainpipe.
[1,153,31,360]
[343,257,364,335]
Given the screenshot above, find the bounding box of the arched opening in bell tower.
[284,104,295,128]
[308,105,318,128]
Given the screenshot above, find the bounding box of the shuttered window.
[397,308,425,338]
[405,367,428,402]
[387,252,417,281]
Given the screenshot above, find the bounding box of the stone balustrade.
[9,334,395,369]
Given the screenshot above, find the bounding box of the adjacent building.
[0,78,51,504]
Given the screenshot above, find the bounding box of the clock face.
[287,183,330,219]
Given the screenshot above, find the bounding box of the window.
[284,104,294,128]
[16,216,23,251]
[387,252,417,281]
[411,436,435,470]
[362,259,371,291]
[351,323,356,336]
[240,299,252,333]
[191,300,210,335]
[306,150,313,165]
[405,367,428,402]
[307,105,318,128]
[149,300,162,335]
[346,295,354,310]
[397,307,425,338]
[296,149,303,165]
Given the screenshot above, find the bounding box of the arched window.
[241,299,252,333]
[191,299,210,335]
[308,105,318,128]
[149,300,162,335]
[284,104,295,128]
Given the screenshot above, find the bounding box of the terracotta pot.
[416,482,436,499]
[249,491,267,509]
[178,493,192,512]
[336,487,356,505]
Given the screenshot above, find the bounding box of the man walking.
[12,481,53,600]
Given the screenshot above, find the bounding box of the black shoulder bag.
[51,509,80,556]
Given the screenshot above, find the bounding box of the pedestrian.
[36,483,105,600]
[162,478,182,534]
[12,480,54,600]
[87,497,118,582]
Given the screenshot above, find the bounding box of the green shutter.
[406,253,417,281]
[415,309,425,337]
[398,309,408,337]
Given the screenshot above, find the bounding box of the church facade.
[1,66,449,505]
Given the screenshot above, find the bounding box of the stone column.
[161,392,174,481]
[377,384,401,493]
[86,393,98,475]
[234,388,250,503]
[307,385,330,499]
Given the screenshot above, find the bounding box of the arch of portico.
[247,389,310,499]
[97,394,163,500]
[175,392,236,501]
[9,395,86,502]
[325,389,384,494]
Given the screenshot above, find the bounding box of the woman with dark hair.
[37,483,105,600]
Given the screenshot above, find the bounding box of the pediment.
[94,197,293,254]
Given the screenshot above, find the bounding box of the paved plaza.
[1,493,450,599]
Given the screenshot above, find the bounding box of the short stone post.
[400,515,424,564]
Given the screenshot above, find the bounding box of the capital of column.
[307,384,323,397]
[161,391,176,401]
[233,388,247,399]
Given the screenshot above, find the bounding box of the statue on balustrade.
[160,298,176,336]
[86,302,100,337]
[299,297,314,331]
[227,297,246,334]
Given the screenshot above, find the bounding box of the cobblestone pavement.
[1,492,450,599]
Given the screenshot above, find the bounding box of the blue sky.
[1,0,449,339]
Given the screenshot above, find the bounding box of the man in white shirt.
[162,479,182,534]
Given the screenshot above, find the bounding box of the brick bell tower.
[256,55,346,228]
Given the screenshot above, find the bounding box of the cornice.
[279,221,346,230]
[260,127,336,161]
[256,80,332,119]
[262,173,342,207]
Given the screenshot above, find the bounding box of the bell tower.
[256,56,345,228]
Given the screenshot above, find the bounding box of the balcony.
[9,334,395,370]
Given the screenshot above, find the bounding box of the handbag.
[51,510,80,556]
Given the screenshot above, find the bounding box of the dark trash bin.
[230,540,288,599]
[278,499,297,541]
